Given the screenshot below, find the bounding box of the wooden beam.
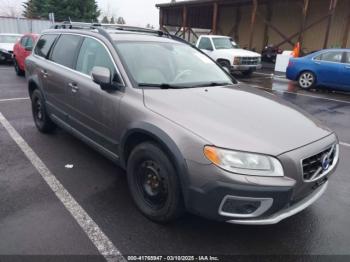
[298,0,310,48]
[182,6,187,39]
[212,2,219,34]
[257,12,295,47]
[342,8,350,48]
[323,0,338,49]
[275,13,331,48]
[248,0,258,49]
[228,6,241,42]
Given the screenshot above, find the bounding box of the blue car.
[286,49,350,91]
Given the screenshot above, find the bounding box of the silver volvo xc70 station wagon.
[25,23,339,225]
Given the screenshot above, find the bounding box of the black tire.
[31,89,56,133]
[298,71,316,89]
[127,142,185,223]
[14,58,25,76]
[242,70,254,77]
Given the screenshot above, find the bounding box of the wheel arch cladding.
[120,122,191,206]
[28,76,44,98]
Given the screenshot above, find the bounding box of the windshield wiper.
[192,82,233,88]
[138,83,188,89]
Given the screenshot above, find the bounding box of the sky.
[0,0,179,28]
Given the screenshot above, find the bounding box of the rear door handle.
[41,69,48,78]
[69,82,79,93]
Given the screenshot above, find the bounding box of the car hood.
[215,48,261,58]
[143,85,332,156]
[0,43,15,52]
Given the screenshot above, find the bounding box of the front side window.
[115,41,234,87]
[198,37,213,50]
[344,52,350,64]
[315,51,343,63]
[212,38,234,50]
[50,34,82,69]
[34,34,58,58]
[76,37,116,78]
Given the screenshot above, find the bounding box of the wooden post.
[159,8,164,30]
[323,0,337,49]
[249,0,258,50]
[212,2,219,35]
[262,1,272,50]
[342,9,350,48]
[182,6,187,40]
[298,0,310,48]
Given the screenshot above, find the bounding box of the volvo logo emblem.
[321,154,331,171]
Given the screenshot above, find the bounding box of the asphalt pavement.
[1,64,350,261]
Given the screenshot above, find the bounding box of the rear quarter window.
[34,34,58,58]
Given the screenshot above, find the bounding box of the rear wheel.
[31,89,56,133]
[298,71,315,89]
[14,58,25,76]
[127,142,184,223]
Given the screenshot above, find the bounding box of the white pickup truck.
[195,35,262,76]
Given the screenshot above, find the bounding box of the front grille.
[302,145,337,181]
[240,57,260,65]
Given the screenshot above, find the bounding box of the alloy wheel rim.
[300,73,314,88]
[35,98,43,121]
[136,160,168,209]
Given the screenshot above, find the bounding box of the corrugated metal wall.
[0,17,53,34]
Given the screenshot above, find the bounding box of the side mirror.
[91,66,113,90]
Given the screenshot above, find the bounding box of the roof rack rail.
[50,21,193,46]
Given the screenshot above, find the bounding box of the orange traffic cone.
[292,42,301,58]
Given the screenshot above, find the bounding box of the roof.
[156,0,259,8]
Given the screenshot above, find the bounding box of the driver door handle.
[69,82,79,93]
[41,69,48,78]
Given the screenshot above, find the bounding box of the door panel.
[313,51,343,86]
[68,37,124,154]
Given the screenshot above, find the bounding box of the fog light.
[219,195,273,218]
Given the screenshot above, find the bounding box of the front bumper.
[228,181,328,225]
[184,135,338,224]
[0,51,13,62]
[231,64,262,71]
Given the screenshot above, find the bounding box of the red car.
[13,33,39,76]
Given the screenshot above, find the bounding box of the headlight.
[233,57,241,65]
[204,146,284,177]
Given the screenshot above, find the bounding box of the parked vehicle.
[196,35,262,76]
[0,34,22,63]
[262,44,283,63]
[26,23,339,225]
[13,33,39,76]
[287,49,350,91]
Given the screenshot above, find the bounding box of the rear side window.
[34,34,58,58]
[50,35,82,69]
[198,37,213,50]
[315,51,343,63]
[20,36,27,46]
[344,52,350,64]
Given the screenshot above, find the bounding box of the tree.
[110,17,115,24]
[117,17,125,25]
[23,0,49,19]
[101,16,109,24]
[23,0,100,21]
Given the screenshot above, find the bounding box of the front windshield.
[114,41,234,87]
[212,38,234,50]
[0,35,19,44]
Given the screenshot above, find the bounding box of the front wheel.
[31,89,56,133]
[298,71,316,89]
[127,142,184,223]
